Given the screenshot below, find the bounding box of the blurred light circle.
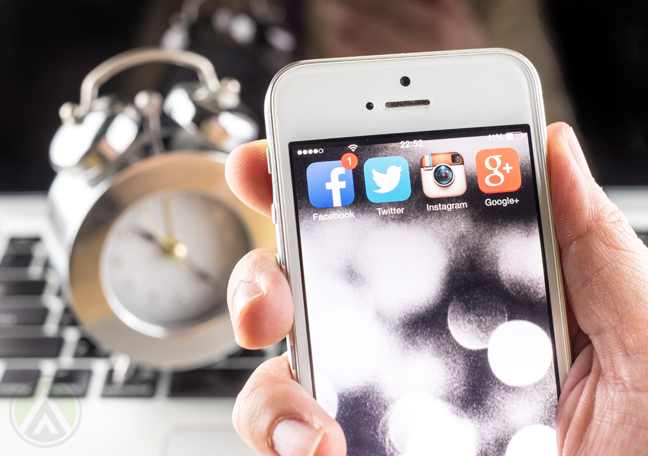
[386,395,477,456]
[212,8,233,33]
[160,23,189,51]
[448,299,507,350]
[487,320,552,387]
[505,425,557,456]
[266,25,297,52]
[229,13,256,45]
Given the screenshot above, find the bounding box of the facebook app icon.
[307,161,355,208]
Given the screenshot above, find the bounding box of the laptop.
[0,194,282,455]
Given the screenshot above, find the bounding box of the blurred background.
[0,1,646,454]
[0,0,647,191]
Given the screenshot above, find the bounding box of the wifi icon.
[348,144,359,152]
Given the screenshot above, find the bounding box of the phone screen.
[289,124,559,455]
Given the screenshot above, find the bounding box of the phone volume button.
[275,226,286,272]
[271,203,277,225]
[287,335,297,377]
[266,147,272,175]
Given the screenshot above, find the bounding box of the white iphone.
[265,49,570,456]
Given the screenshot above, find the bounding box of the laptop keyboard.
[0,236,283,400]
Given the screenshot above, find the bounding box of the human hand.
[225,124,648,455]
[311,0,487,58]
[549,123,648,455]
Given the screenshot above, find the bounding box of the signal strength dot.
[348,144,358,152]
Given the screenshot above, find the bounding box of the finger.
[233,355,347,456]
[227,248,294,349]
[547,122,648,365]
[226,139,273,218]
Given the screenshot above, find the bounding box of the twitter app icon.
[364,156,411,203]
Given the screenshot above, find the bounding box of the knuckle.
[593,202,646,253]
[232,365,270,433]
[232,356,292,434]
[229,248,276,286]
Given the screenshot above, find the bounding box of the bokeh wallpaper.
[291,126,559,456]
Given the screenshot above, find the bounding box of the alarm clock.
[45,48,274,370]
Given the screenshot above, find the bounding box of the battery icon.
[505,132,524,140]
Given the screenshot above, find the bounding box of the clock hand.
[136,211,187,261]
[136,210,167,244]
[134,225,220,288]
[162,197,176,240]
[183,256,224,289]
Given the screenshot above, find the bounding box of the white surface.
[0,398,244,456]
[166,429,257,456]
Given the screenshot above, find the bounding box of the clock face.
[100,190,250,335]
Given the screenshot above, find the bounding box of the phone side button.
[275,226,286,271]
[286,334,297,379]
[266,147,272,175]
[271,203,277,225]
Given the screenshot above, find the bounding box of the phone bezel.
[265,48,571,398]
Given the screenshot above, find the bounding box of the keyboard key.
[0,280,46,296]
[0,254,32,268]
[168,369,254,397]
[59,308,77,327]
[0,337,63,358]
[0,370,40,397]
[228,348,266,358]
[0,308,48,327]
[638,232,647,246]
[102,368,158,398]
[74,337,110,358]
[49,370,92,398]
[6,237,40,254]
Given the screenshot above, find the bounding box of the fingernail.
[273,419,323,456]
[231,282,263,321]
[563,124,592,177]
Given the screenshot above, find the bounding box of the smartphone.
[265,49,570,456]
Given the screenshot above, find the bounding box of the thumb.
[547,123,648,367]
